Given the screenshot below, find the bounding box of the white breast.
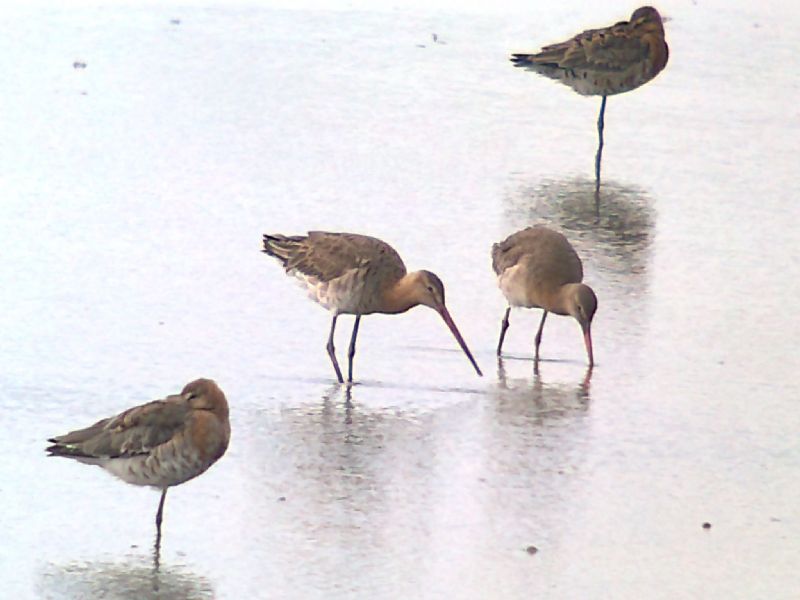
[498,264,538,309]
[289,268,368,315]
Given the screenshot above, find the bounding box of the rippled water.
[2,1,799,598]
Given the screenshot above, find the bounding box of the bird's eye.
[426,286,434,292]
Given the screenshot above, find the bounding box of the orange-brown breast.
[189,410,230,463]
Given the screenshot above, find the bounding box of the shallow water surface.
[1,1,799,598]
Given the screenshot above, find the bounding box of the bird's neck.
[543,284,579,317]
[381,275,419,314]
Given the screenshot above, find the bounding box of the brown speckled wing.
[47,395,190,459]
[512,7,667,81]
[493,227,583,287]
[530,19,648,72]
[286,232,407,284]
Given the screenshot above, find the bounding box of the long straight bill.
[584,326,594,367]
[438,305,483,376]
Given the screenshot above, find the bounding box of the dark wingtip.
[510,53,532,67]
[45,443,62,455]
[261,233,274,254]
[45,443,96,459]
[45,436,66,453]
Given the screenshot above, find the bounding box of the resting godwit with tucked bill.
[47,378,230,541]
[493,226,597,366]
[263,231,483,383]
[511,6,669,192]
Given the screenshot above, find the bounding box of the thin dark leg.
[496,307,511,356]
[327,315,344,383]
[347,315,361,383]
[594,95,607,195]
[534,311,548,362]
[155,488,167,534]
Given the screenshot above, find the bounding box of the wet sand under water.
[2,1,800,598]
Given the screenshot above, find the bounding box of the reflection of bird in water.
[495,356,592,414]
[493,226,597,365]
[498,356,592,391]
[488,356,592,551]
[511,6,669,194]
[46,379,230,552]
[262,231,482,383]
[319,381,355,425]
[39,559,214,598]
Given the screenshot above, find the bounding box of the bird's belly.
[498,267,538,308]
[293,269,373,314]
[101,451,208,489]
[564,62,656,96]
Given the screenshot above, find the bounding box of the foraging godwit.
[46,378,230,541]
[511,6,669,192]
[262,231,483,382]
[493,226,597,365]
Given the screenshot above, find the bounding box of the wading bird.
[46,378,230,545]
[493,226,597,366]
[263,231,483,383]
[511,6,669,193]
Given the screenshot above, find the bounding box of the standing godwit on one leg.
[492,226,597,366]
[46,378,230,546]
[262,231,483,382]
[510,6,669,194]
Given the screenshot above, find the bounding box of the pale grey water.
[2,1,800,598]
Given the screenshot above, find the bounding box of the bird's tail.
[262,233,305,267]
[510,51,566,79]
[46,436,95,459]
[46,439,106,465]
[45,417,108,458]
[46,440,83,457]
[510,53,537,68]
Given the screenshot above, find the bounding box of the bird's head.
[182,378,229,417]
[411,270,446,311]
[566,284,598,366]
[406,270,482,377]
[631,6,665,31]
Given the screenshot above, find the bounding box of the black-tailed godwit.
[493,226,597,366]
[511,6,669,193]
[47,378,230,542]
[263,231,483,382]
